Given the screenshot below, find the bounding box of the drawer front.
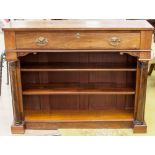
[16,31,140,50]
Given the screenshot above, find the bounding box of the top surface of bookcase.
[2,19,153,31]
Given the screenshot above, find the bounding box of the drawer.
[16,31,141,50]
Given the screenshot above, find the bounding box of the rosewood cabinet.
[3,20,153,134]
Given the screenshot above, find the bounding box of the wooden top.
[2,19,153,31]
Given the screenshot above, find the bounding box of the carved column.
[134,60,148,133]
[9,60,25,133]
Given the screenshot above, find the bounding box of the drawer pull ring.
[35,36,48,46]
[110,37,121,46]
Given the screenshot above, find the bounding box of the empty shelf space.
[21,62,136,72]
[22,84,135,95]
[25,109,134,122]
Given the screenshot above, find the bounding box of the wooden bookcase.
[21,52,136,127]
[3,20,153,134]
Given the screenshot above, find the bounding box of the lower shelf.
[24,110,134,129]
[25,110,133,121]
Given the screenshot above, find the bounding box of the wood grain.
[4,31,17,61]
[25,121,133,129]
[133,121,147,133]
[2,19,153,31]
[25,109,133,121]
[16,31,141,50]
[21,62,137,72]
[25,109,133,129]
[9,61,23,125]
[140,31,153,50]
[22,87,135,95]
[23,95,135,111]
[3,20,153,133]
[134,61,148,123]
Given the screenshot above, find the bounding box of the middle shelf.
[22,83,135,95]
[21,62,136,72]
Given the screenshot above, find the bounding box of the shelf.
[22,84,135,95]
[21,62,136,72]
[25,109,134,122]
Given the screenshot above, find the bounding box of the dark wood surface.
[22,87,135,95]
[3,20,153,133]
[134,61,148,123]
[20,52,137,69]
[21,62,137,72]
[21,52,136,121]
[23,95,135,111]
[9,61,23,125]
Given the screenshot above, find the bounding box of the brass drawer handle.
[75,33,80,39]
[110,37,121,46]
[35,36,48,46]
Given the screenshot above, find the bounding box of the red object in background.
[0,19,10,28]
[3,19,10,24]
[0,19,10,25]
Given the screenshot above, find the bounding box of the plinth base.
[11,123,25,134]
[133,121,147,133]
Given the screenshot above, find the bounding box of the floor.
[0,31,155,136]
